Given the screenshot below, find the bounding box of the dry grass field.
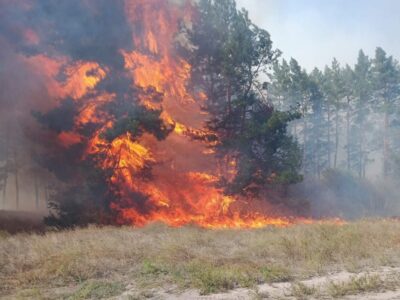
[1,220,400,299]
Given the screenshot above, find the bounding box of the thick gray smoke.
[0,38,50,211]
[0,0,135,212]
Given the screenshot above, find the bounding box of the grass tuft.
[290,282,318,299]
[327,274,383,297]
[66,280,124,300]
[261,266,292,283]
[185,262,255,294]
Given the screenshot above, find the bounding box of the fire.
[19,0,328,228]
[97,0,301,228]
[63,62,107,100]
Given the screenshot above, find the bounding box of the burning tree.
[34,88,172,227]
[0,0,304,228]
[190,0,303,197]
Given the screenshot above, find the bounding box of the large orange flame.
[104,0,299,228]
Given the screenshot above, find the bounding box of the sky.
[236,0,400,71]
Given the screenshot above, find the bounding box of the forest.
[0,0,399,226]
[270,49,400,180]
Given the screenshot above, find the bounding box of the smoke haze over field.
[237,0,400,70]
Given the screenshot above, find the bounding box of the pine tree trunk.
[302,103,308,173]
[358,115,365,178]
[34,176,39,209]
[316,114,321,179]
[13,148,19,210]
[362,160,366,178]
[226,81,232,138]
[303,124,307,172]
[2,122,9,209]
[293,122,298,140]
[383,109,389,177]
[346,97,350,171]
[334,107,339,168]
[227,82,231,115]
[312,129,316,177]
[2,176,6,209]
[316,137,321,178]
[240,105,246,134]
[359,129,363,178]
[327,105,331,169]
[44,185,49,208]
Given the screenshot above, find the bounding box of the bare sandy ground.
[119,267,400,299]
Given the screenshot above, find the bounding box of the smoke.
[0,37,52,211]
[0,0,135,212]
[0,0,132,63]
[290,174,400,219]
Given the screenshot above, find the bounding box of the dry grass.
[1,219,400,298]
[327,274,384,297]
[290,281,318,299]
[287,273,400,299]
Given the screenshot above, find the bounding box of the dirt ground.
[3,267,400,299]
[117,267,400,299]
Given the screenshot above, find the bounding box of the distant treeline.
[269,48,400,179]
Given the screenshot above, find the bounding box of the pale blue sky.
[237,0,400,70]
